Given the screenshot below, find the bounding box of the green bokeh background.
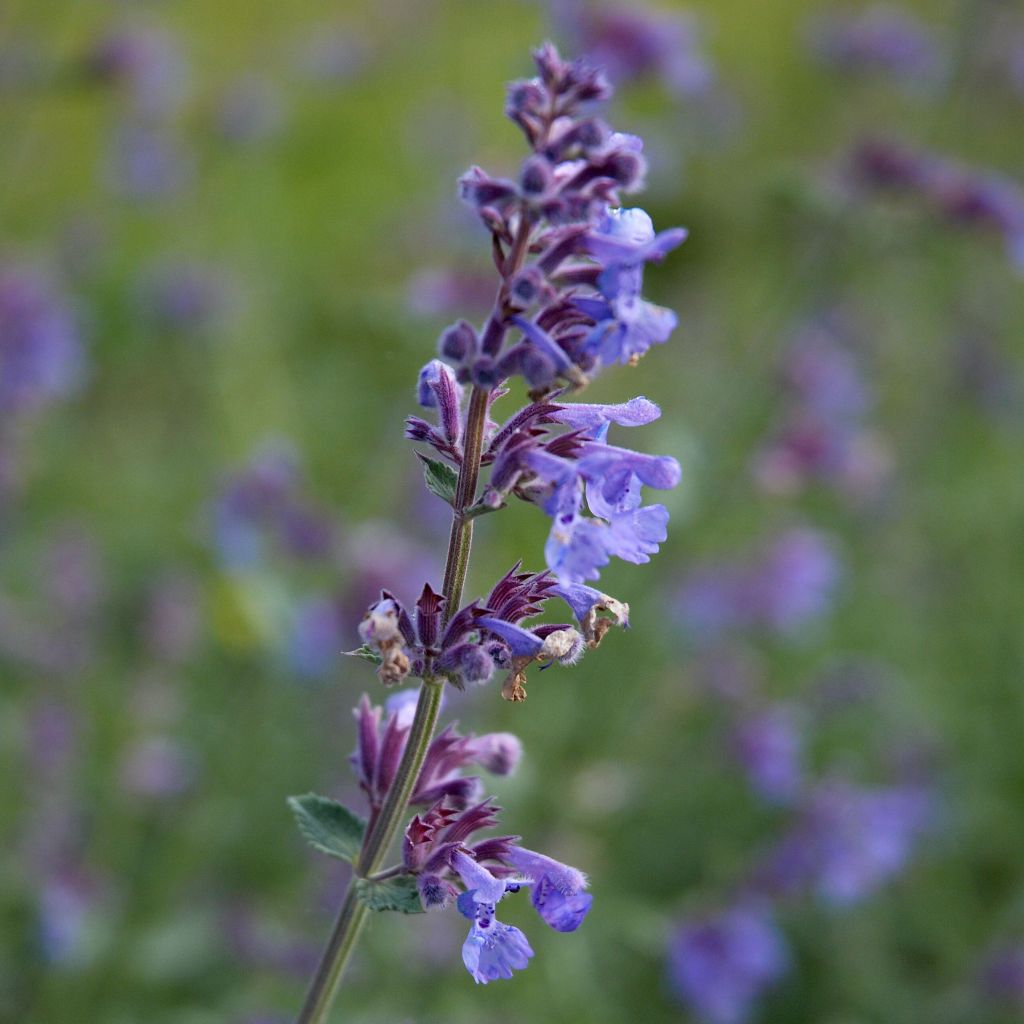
[2,1,1023,1022]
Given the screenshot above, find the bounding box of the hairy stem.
[440,386,490,618]
[294,387,490,1024]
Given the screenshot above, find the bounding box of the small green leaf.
[418,454,459,505]
[463,498,503,520]
[355,874,424,914]
[344,644,382,665]
[287,794,366,862]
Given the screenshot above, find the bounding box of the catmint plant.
[288,43,684,1021]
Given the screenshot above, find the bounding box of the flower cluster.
[440,41,686,392]
[356,564,627,700]
[411,358,681,584]
[352,691,592,983]
[294,41,683,999]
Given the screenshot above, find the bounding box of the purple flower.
[757,780,933,904]
[980,944,1024,1009]
[731,705,804,804]
[212,443,337,569]
[214,75,285,145]
[0,265,84,418]
[552,1,715,98]
[120,735,197,799]
[576,209,686,368]
[82,26,186,117]
[751,528,842,633]
[105,120,193,200]
[524,437,680,584]
[804,781,932,906]
[350,692,524,811]
[502,846,593,932]
[38,871,97,965]
[668,905,789,1024]
[852,139,1024,272]
[676,528,841,641]
[451,854,536,983]
[434,43,684,392]
[141,261,231,334]
[548,395,661,433]
[287,595,346,678]
[807,5,942,84]
[450,846,590,981]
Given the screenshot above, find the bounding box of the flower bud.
[520,155,553,197]
[438,319,477,363]
[470,355,501,389]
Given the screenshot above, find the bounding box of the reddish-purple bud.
[418,873,458,911]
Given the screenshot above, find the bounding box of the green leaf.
[355,874,424,914]
[287,794,366,862]
[343,644,382,665]
[418,454,458,506]
[463,498,503,520]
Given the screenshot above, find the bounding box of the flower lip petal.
[550,396,661,431]
[476,616,545,657]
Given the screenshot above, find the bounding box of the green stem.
[440,386,490,618]
[294,386,491,1024]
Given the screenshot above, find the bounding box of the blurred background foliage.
[1,0,1023,1022]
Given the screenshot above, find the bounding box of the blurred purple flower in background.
[213,75,286,146]
[676,527,842,641]
[0,265,84,419]
[552,0,715,98]
[806,5,942,85]
[140,260,232,334]
[105,120,194,201]
[286,594,347,679]
[753,313,892,502]
[758,779,933,905]
[291,26,371,86]
[731,704,804,805]
[222,905,319,978]
[668,904,789,1024]
[212,443,337,570]
[141,570,202,665]
[852,138,1024,271]
[980,944,1024,1010]
[38,870,99,966]
[120,735,197,800]
[82,25,187,117]
[406,268,496,321]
